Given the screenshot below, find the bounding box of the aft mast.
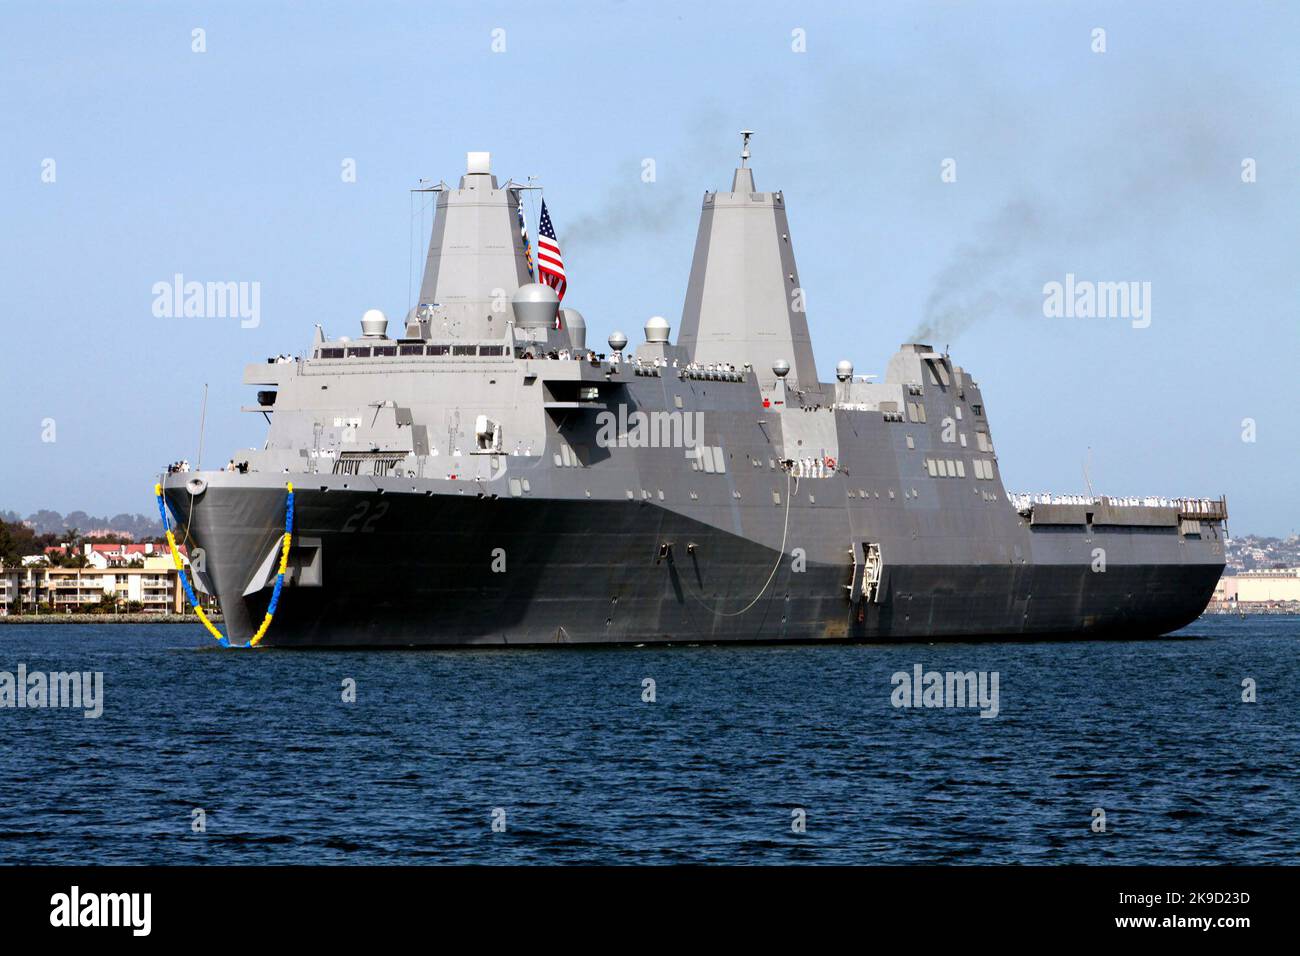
[676,131,820,390]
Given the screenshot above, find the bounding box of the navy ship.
[161,136,1226,646]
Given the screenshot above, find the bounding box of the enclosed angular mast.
[416,152,532,340]
[676,131,820,390]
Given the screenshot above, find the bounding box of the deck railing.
[1007,493,1227,521]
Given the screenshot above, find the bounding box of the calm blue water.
[0,617,1296,864]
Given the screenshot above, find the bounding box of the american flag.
[536,199,566,302]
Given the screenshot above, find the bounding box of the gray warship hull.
[164,471,1223,647]
[160,143,1226,647]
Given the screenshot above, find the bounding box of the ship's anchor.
[153,481,295,648]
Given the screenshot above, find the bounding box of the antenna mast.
[738,128,759,166]
[196,383,208,471]
[740,129,753,167]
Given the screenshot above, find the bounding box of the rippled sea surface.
[0,616,1296,865]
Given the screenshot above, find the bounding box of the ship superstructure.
[162,139,1226,646]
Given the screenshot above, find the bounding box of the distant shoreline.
[1204,605,1300,616]
[0,613,222,625]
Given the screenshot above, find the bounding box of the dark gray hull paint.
[168,483,1222,647]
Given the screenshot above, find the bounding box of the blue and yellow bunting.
[153,481,294,648]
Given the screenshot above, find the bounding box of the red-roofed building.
[84,542,178,568]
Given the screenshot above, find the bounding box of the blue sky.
[1,0,1297,534]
